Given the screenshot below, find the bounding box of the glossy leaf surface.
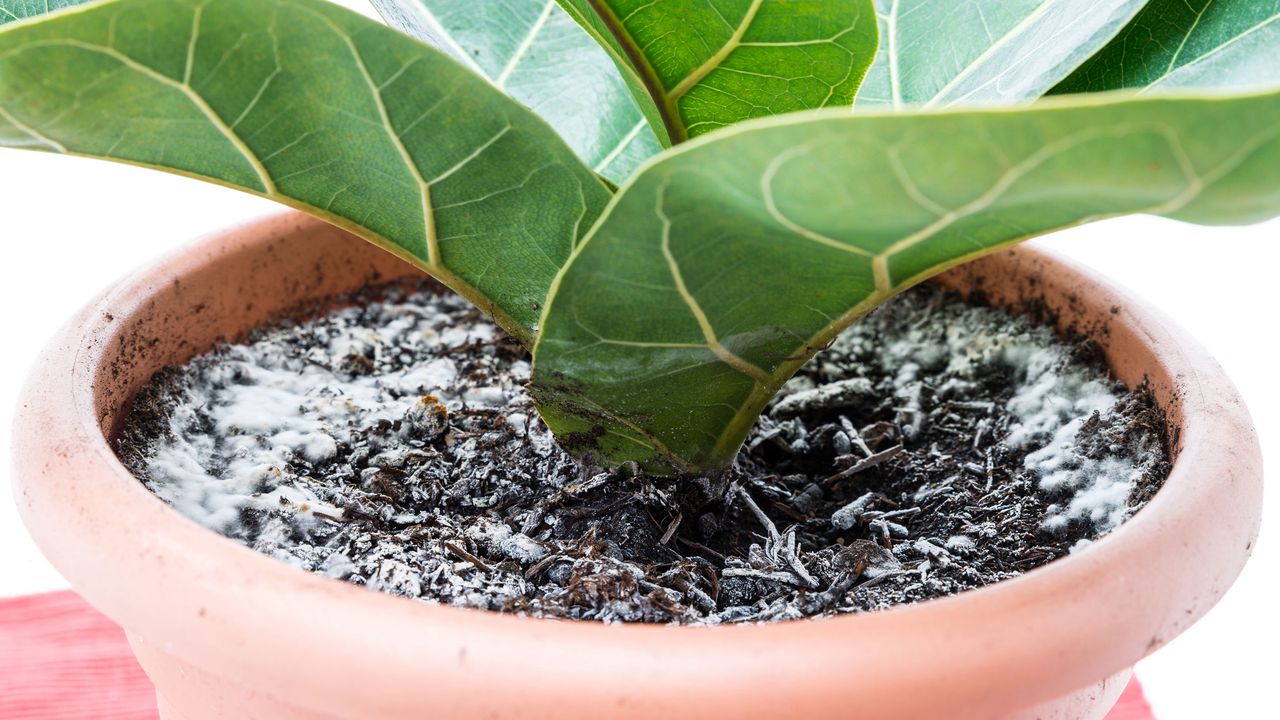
[1053,0,1280,94]
[856,0,1147,108]
[0,0,611,343]
[555,0,879,143]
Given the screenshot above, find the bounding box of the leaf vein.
[656,182,768,383]
[761,147,873,258]
[495,0,556,89]
[0,104,66,152]
[3,37,276,193]
[666,0,765,102]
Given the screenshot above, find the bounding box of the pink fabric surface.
[1,590,1155,719]
[1,592,157,720]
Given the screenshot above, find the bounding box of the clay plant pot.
[12,212,1262,720]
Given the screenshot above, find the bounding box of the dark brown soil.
[116,281,1170,624]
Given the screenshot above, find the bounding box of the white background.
[1,2,1276,718]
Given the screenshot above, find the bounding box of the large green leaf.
[0,0,611,343]
[370,0,661,183]
[1053,0,1280,94]
[532,90,1280,473]
[855,0,1147,108]
[554,0,879,143]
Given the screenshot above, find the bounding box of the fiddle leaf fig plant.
[3,0,1279,475]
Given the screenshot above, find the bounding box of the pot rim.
[12,212,1262,718]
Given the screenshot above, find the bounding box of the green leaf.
[0,0,612,343]
[855,0,1148,109]
[554,0,879,143]
[0,1,85,25]
[531,90,1280,473]
[370,0,661,183]
[1053,0,1280,94]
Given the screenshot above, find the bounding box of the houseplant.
[3,0,1275,717]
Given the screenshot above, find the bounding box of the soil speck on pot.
[117,282,1169,624]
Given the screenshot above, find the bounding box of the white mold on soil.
[118,284,1168,623]
[867,300,1162,538]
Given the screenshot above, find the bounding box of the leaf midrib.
[1164,0,1214,75]
[381,0,655,183]
[580,0,684,142]
[0,103,66,150]
[655,181,769,383]
[494,0,556,88]
[921,0,1060,108]
[288,0,566,345]
[578,0,783,143]
[1,37,278,193]
[665,0,764,101]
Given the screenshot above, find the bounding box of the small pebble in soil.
[117,282,1170,624]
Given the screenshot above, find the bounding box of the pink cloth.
[1,592,157,720]
[1,591,1154,719]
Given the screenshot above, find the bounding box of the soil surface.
[117,281,1170,624]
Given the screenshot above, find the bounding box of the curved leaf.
[0,0,611,343]
[370,0,661,183]
[1053,0,1280,94]
[532,90,1280,472]
[855,0,1147,109]
[554,0,879,143]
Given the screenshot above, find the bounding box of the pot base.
[141,625,1131,720]
[136,636,323,720]
[1014,670,1132,720]
[141,630,1131,720]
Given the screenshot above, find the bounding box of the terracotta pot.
[12,213,1262,720]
